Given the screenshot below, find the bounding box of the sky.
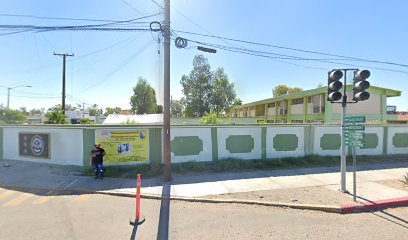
[0,0,407,112]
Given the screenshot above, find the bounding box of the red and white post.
[130,173,145,226]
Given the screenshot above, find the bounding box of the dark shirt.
[91,148,105,165]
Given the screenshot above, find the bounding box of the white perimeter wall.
[3,127,83,166]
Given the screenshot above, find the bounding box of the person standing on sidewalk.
[90,143,106,179]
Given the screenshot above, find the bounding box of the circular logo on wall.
[30,135,44,156]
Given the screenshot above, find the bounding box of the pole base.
[130,215,145,226]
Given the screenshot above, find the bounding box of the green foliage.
[200,111,221,124]
[156,105,163,114]
[130,77,158,114]
[170,99,183,117]
[44,111,68,124]
[273,85,303,97]
[104,107,121,116]
[233,98,243,106]
[78,118,92,124]
[87,104,103,116]
[0,108,27,124]
[48,104,77,113]
[212,67,236,115]
[180,55,238,117]
[29,108,43,115]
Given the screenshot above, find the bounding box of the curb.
[340,196,408,213]
[0,182,340,213]
[2,182,407,214]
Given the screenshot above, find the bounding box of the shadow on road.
[371,210,408,229]
[156,182,171,240]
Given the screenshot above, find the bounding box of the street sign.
[345,141,365,147]
[345,116,366,123]
[345,132,364,139]
[344,125,365,131]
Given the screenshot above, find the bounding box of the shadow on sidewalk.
[156,183,171,240]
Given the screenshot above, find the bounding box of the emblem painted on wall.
[19,133,50,159]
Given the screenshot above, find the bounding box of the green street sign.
[344,139,365,147]
[344,125,365,131]
[345,132,364,139]
[345,116,366,124]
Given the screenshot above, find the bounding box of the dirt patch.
[376,179,408,192]
[206,185,355,206]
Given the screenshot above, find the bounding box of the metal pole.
[6,88,11,109]
[163,0,171,181]
[62,54,66,114]
[340,72,347,192]
[352,146,357,202]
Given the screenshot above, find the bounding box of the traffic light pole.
[340,73,348,193]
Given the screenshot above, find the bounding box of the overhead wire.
[76,38,156,95]
[173,30,408,69]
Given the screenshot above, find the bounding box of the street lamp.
[1,85,32,109]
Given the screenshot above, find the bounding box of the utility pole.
[54,52,74,114]
[163,0,171,181]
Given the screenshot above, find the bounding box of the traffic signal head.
[327,70,343,102]
[353,70,370,101]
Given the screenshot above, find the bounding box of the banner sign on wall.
[19,133,50,159]
[95,130,149,164]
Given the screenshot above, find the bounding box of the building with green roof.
[230,85,403,124]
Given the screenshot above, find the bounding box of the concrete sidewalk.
[1,160,407,213]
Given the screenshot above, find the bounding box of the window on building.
[291,120,303,124]
[292,98,303,105]
[311,94,325,114]
[279,100,288,115]
[268,102,275,108]
[266,120,275,123]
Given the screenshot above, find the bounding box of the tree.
[47,104,78,113]
[273,85,289,97]
[316,83,323,88]
[44,111,68,124]
[200,111,221,124]
[180,55,213,117]
[104,107,121,116]
[170,99,183,117]
[29,108,43,116]
[273,85,303,97]
[0,108,27,124]
[130,77,158,114]
[288,87,303,94]
[180,55,237,117]
[78,118,92,124]
[233,98,243,106]
[212,67,236,115]
[156,105,163,114]
[19,107,29,116]
[88,104,103,116]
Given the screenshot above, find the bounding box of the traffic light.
[327,70,343,102]
[353,70,370,101]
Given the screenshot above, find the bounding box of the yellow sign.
[95,130,149,164]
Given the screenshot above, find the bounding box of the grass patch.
[83,155,407,179]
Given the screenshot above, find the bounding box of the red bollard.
[136,174,141,221]
[130,173,145,226]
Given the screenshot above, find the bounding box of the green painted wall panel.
[82,129,95,169]
[362,133,378,149]
[392,133,408,148]
[171,136,203,156]
[262,127,267,160]
[149,128,162,164]
[273,134,298,151]
[0,127,3,162]
[226,135,254,153]
[320,134,341,150]
[211,128,218,162]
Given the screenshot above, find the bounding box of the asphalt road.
[0,187,407,240]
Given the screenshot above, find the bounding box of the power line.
[150,0,164,10]
[76,38,156,95]
[174,30,408,69]
[0,13,158,23]
[120,0,145,16]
